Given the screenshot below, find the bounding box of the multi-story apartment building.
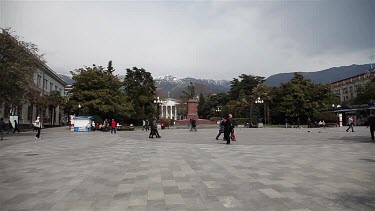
[0,41,66,127]
[330,66,375,126]
[331,67,374,103]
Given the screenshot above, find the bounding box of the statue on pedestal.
[183,82,196,99]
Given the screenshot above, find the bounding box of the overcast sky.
[1,0,374,79]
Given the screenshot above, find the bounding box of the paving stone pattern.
[0,127,374,210]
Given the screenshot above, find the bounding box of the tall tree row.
[197,73,336,124]
[69,64,157,124]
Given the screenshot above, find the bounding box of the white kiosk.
[72,116,94,132]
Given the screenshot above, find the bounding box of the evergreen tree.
[123,67,156,122]
[198,93,206,118]
[70,62,133,120]
[270,73,334,122]
[229,74,265,100]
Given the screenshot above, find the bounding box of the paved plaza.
[0,126,374,211]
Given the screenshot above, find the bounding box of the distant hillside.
[59,74,75,85]
[265,64,375,86]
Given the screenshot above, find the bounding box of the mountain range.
[265,63,374,86]
[59,63,374,98]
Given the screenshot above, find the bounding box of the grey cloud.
[1,0,374,79]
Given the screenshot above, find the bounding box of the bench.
[118,126,134,131]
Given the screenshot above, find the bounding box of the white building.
[0,54,66,127]
[160,98,179,120]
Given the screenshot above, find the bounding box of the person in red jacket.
[111,119,117,134]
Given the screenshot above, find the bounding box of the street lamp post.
[154,96,162,120]
[215,107,222,117]
[332,104,342,127]
[78,104,81,116]
[255,97,264,127]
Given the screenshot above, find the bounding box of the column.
[170,106,173,119]
[174,106,177,120]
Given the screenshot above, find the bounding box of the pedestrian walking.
[285,118,288,128]
[111,119,117,134]
[35,116,42,139]
[103,119,109,132]
[13,120,20,133]
[368,113,375,142]
[145,119,149,131]
[7,120,12,134]
[215,118,224,140]
[0,118,5,141]
[149,117,161,138]
[142,119,145,131]
[296,118,301,129]
[346,116,354,132]
[190,118,197,132]
[307,117,312,129]
[223,114,234,145]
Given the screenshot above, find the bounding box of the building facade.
[330,67,375,126]
[0,58,66,127]
[331,68,375,103]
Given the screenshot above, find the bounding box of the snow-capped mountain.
[153,75,231,98]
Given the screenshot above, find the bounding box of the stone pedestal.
[187,99,198,120]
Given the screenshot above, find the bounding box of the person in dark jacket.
[368,113,375,142]
[190,118,197,132]
[296,118,301,129]
[149,117,161,138]
[13,120,20,133]
[7,120,12,134]
[0,118,5,140]
[216,118,225,140]
[223,114,233,145]
[145,119,149,131]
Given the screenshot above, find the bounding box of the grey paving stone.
[0,127,374,211]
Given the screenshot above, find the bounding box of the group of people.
[0,118,25,140]
[142,119,150,131]
[91,119,118,133]
[216,114,236,145]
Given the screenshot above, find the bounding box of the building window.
[37,75,42,87]
[50,82,53,92]
[28,105,33,121]
[44,79,48,90]
[59,88,63,96]
[55,85,58,91]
